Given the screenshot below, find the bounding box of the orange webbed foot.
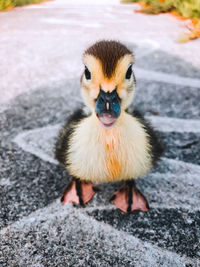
[110,181,149,214]
[61,179,97,206]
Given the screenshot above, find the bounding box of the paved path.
[0,0,200,266]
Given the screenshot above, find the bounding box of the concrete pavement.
[0,0,200,266]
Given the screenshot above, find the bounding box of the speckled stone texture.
[0,0,200,266]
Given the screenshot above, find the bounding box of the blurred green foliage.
[0,0,45,10]
[123,0,200,19]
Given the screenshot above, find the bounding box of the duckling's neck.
[92,110,127,157]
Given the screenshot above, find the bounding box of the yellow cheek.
[117,83,135,109]
[89,88,98,99]
[118,88,127,99]
[89,92,96,108]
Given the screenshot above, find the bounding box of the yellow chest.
[67,113,152,183]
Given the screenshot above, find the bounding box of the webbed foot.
[110,181,149,213]
[61,179,97,206]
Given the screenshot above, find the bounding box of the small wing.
[126,107,163,166]
[55,107,90,166]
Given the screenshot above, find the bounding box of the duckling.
[55,40,162,213]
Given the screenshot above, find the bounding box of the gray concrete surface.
[0,0,200,266]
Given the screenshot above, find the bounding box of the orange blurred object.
[133,2,200,42]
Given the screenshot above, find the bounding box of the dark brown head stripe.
[84,40,132,78]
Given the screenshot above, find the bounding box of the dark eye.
[125,65,132,79]
[85,66,91,80]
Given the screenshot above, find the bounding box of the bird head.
[81,40,135,129]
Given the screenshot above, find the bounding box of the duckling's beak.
[95,89,121,129]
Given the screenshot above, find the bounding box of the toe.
[110,183,149,214]
[61,181,80,205]
[81,182,96,204]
